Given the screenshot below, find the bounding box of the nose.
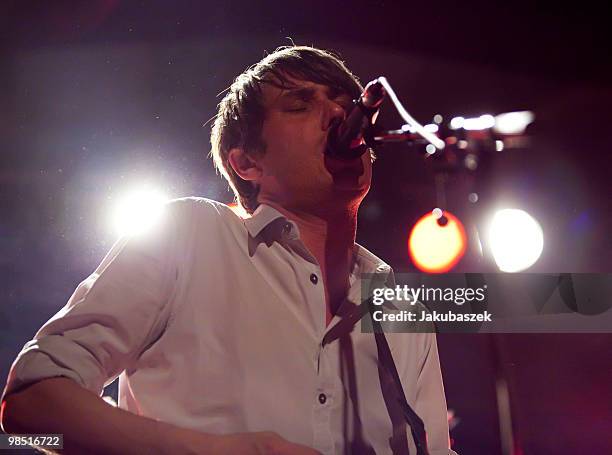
[322,98,347,131]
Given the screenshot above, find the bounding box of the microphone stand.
[362,77,534,455]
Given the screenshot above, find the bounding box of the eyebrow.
[278,87,317,102]
[278,86,353,105]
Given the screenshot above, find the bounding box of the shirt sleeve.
[1,200,190,401]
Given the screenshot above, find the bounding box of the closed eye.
[334,97,354,114]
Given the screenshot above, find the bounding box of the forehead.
[260,74,351,106]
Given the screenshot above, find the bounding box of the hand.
[213,431,322,455]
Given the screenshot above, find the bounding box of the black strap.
[321,286,431,454]
[368,299,430,455]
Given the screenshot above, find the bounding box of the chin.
[331,178,371,203]
[331,166,371,190]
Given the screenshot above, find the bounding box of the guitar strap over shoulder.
[367,298,430,455]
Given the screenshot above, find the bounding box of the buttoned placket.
[281,221,338,454]
[312,276,364,455]
[279,223,385,455]
[313,327,337,455]
[306,256,336,453]
[313,255,368,454]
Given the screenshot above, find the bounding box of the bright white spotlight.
[463,114,495,130]
[111,186,168,236]
[488,209,544,272]
[450,116,465,130]
[493,111,534,135]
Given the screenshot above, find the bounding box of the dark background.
[1,1,611,454]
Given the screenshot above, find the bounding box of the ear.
[227,148,262,182]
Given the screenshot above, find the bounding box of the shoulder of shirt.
[164,197,242,226]
[354,243,394,276]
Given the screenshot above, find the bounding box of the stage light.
[463,114,495,130]
[493,111,534,135]
[111,186,168,236]
[450,116,465,129]
[488,209,543,272]
[408,209,467,273]
[449,111,534,134]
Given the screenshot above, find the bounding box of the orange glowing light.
[408,210,467,273]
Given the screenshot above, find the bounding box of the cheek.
[262,122,323,169]
[262,119,301,158]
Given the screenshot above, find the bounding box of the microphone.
[325,78,386,160]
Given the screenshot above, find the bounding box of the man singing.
[2,46,455,454]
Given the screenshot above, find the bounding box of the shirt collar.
[243,204,288,238]
[243,203,392,275]
[352,244,393,276]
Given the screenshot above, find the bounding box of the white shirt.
[3,198,455,454]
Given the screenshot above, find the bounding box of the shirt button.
[318,393,327,404]
[310,273,318,285]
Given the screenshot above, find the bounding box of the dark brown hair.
[210,46,363,214]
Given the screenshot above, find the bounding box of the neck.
[259,199,359,322]
[261,200,358,259]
